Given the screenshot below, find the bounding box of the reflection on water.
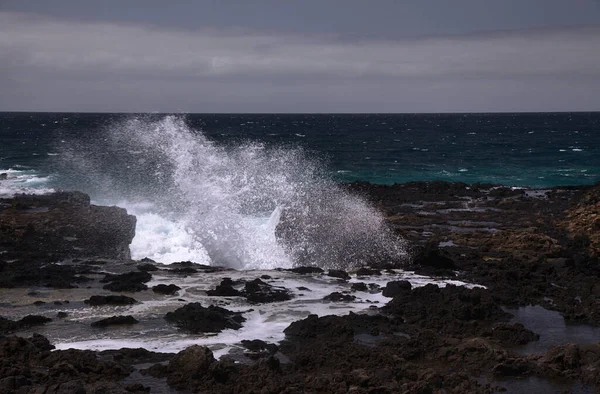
[504,305,600,355]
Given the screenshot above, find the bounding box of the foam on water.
[55,115,406,269]
[43,269,482,355]
[0,168,55,197]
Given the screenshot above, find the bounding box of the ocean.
[1,112,599,268]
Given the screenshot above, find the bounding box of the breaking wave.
[55,115,406,269]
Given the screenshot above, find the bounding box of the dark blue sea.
[2,112,599,190]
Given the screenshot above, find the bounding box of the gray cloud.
[1,11,600,112]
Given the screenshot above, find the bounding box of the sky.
[1,0,600,113]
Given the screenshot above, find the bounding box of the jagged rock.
[152,284,181,295]
[288,266,324,274]
[383,284,510,335]
[241,339,279,355]
[137,263,158,272]
[164,303,245,333]
[1,315,52,334]
[351,282,369,292]
[0,191,136,260]
[326,269,350,280]
[382,280,412,297]
[244,278,292,303]
[85,295,137,306]
[356,267,381,276]
[0,262,92,289]
[206,278,242,297]
[101,271,152,292]
[486,323,539,346]
[91,315,139,328]
[323,292,356,302]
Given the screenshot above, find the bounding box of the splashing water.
[56,115,406,269]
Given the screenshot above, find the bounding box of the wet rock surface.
[164,303,246,333]
[85,295,138,306]
[91,315,139,328]
[0,191,136,261]
[243,278,292,303]
[1,181,600,392]
[152,283,181,295]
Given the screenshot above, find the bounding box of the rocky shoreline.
[1,181,599,393]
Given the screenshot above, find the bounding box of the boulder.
[164,303,245,333]
[382,280,412,297]
[0,191,136,260]
[85,295,137,306]
[152,284,181,295]
[91,315,138,328]
[206,278,242,297]
[243,279,292,303]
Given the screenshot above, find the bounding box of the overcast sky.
[1,0,600,113]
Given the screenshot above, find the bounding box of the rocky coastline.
[1,181,599,393]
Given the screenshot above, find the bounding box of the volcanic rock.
[91,315,139,328]
[382,280,412,297]
[101,271,152,292]
[85,295,137,306]
[0,191,136,260]
[152,284,181,295]
[288,266,324,274]
[164,303,245,333]
[206,278,242,297]
[486,323,540,346]
[326,269,351,280]
[243,278,292,303]
[323,292,356,302]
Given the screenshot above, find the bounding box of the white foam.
[0,168,54,197]
[51,269,483,355]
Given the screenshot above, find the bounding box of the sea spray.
[55,115,406,269]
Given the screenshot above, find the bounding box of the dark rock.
[289,266,324,274]
[326,269,351,280]
[169,261,228,274]
[57,312,68,319]
[412,244,458,270]
[166,346,215,386]
[244,278,292,303]
[85,295,137,306]
[351,282,369,292]
[102,271,152,292]
[0,191,136,260]
[486,323,540,346]
[164,303,245,333]
[0,173,7,180]
[0,262,91,289]
[382,280,412,297]
[33,300,46,306]
[241,339,279,355]
[383,284,510,336]
[323,292,356,302]
[152,284,181,295]
[18,314,52,328]
[356,267,381,276]
[0,315,51,334]
[260,275,272,280]
[206,278,242,297]
[137,263,158,272]
[91,315,139,327]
